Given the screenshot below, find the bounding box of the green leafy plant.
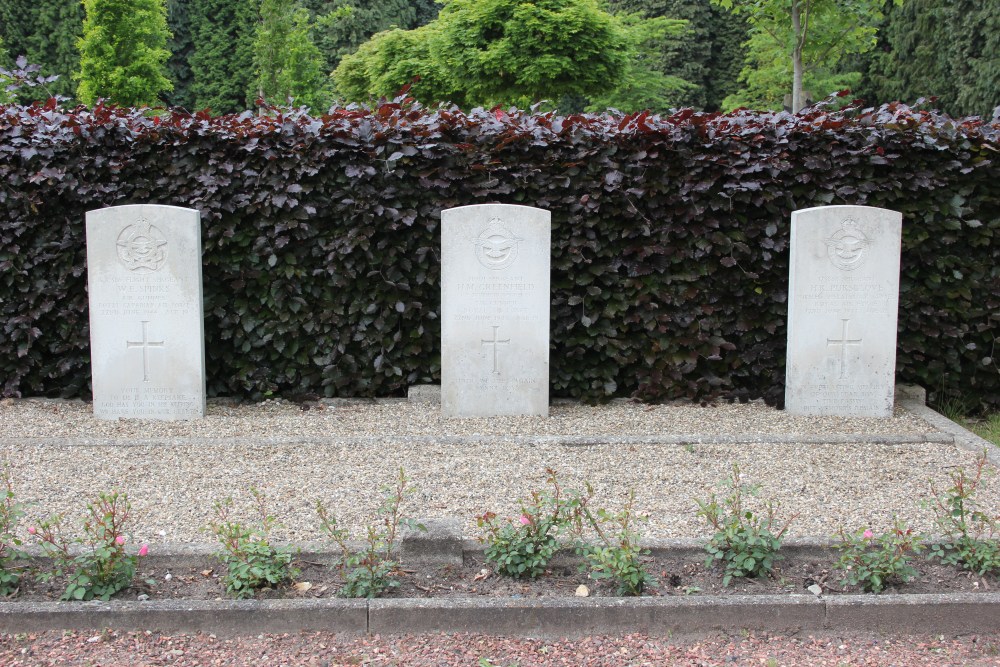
[0,462,28,596]
[834,519,923,593]
[926,449,1000,575]
[573,486,656,596]
[477,468,579,579]
[318,467,424,598]
[695,464,796,586]
[208,488,299,599]
[34,491,148,601]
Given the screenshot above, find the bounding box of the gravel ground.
[1,396,932,439]
[0,397,995,544]
[2,398,1000,664]
[3,630,1000,666]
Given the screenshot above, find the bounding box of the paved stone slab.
[785,205,902,417]
[86,205,206,420]
[407,384,441,404]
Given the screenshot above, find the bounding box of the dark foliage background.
[1,98,997,410]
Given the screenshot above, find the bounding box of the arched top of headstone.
[89,203,200,217]
[442,203,551,217]
[792,204,901,218]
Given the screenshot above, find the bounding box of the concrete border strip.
[0,598,368,636]
[2,593,999,638]
[895,387,999,466]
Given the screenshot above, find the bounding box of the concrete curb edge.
[2,592,999,638]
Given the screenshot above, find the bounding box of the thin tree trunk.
[791,0,804,112]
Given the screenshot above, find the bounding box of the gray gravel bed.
[2,397,931,438]
[1,398,996,546]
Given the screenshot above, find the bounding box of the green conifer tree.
[0,1,33,63]
[0,0,83,102]
[430,0,632,108]
[0,37,11,103]
[702,4,747,111]
[584,12,693,112]
[860,0,952,110]
[609,0,708,109]
[306,0,425,74]
[253,0,328,109]
[333,24,459,104]
[951,2,1000,118]
[861,0,998,118]
[188,0,257,113]
[165,0,195,109]
[334,0,679,109]
[76,0,173,106]
[607,0,747,111]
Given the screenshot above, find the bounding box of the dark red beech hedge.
[1,97,997,409]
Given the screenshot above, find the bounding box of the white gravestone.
[86,205,206,420]
[785,205,902,417]
[441,204,550,417]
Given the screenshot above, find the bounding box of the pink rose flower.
[519,514,531,526]
[115,535,126,546]
[863,529,874,539]
[138,544,149,557]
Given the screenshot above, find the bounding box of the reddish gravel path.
[3,631,1000,666]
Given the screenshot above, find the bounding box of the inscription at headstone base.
[441,203,550,417]
[785,205,902,417]
[86,204,206,420]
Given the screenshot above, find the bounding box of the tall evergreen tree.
[951,1,1000,118]
[584,12,693,113]
[253,0,328,109]
[305,0,439,74]
[165,0,195,109]
[861,0,999,118]
[609,0,709,109]
[0,0,83,102]
[29,0,83,101]
[860,0,952,110]
[188,0,256,113]
[702,4,746,111]
[608,0,746,111]
[0,1,33,64]
[411,0,441,25]
[0,37,11,103]
[76,0,173,106]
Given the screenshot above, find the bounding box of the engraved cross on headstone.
[481,325,510,375]
[827,318,862,379]
[126,320,165,382]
